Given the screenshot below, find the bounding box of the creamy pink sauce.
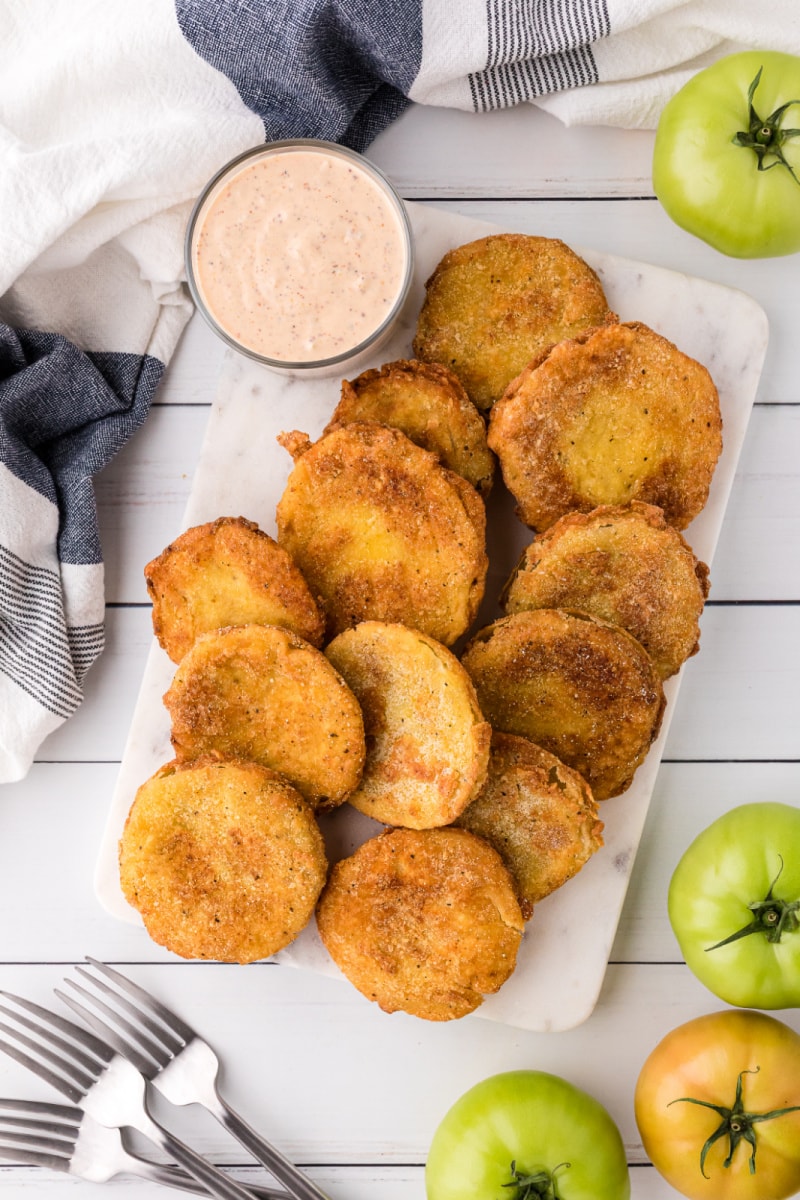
[192,149,408,362]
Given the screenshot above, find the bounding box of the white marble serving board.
[95,200,768,1032]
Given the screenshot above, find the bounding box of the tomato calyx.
[706,857,800,950]
[503,1159,571,1200]
[670,1067,800,1179]
[732,67,800,185]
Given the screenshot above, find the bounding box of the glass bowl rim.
[184,138,415,371]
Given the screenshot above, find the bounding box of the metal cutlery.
[0,1097,286,1196]
[0,991,264,1200]
[57,959,331,1200]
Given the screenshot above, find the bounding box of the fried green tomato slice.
[276,422,488,645]
[164,624,365,811]
[502,501,710,679]
[119,757,327,963]
[145,515,324,663]
[412,233,614,411]
[325,621,491,828]
[461,610,665,801]
[488,321,723,531]
[316,827,524,1021]
[454,731,603,919]
[328,358,495,495]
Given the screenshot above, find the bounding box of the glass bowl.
[184,139,414,377]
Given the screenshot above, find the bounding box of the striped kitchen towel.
[3,0,799,782]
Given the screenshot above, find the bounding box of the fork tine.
[85,958,195,1044]
[0,1127,75,1154]
[74,964,184,1056]
[0,993,112,1064]
[0,1002,105,1076]
[0,1113,78,1138]
[0,1143,72,1172]
[0,1031,83,1105]
[0,1098,80,1122]
[60,978,173,1070]
[54,988,155,1078]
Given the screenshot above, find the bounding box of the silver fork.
[0,991,266,1200]
[57,960,331,1200]
[0,1098,285,1196]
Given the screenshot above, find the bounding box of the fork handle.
[136,1159,287,1200]
[135,1110,267,1200]
[211,1097,332,1200]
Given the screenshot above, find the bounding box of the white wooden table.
[1,101,799,1199]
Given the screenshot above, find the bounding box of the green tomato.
[653,50,800,257]
[425,1070,630,1200]
[668,802,800,1008]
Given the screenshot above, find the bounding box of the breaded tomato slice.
[502,501,710,679]
[328,358,494,495]
[461,609,665,801]
[164,624,365,811]
[413,233,613,411]
[316,827,523,1020]
[276,422,487,645]
[488,321,723,531]
[325,621,491,828]
[145,516,324,663]
[119,757,327,963]
[455,731,603,918]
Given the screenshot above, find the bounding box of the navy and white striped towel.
[2,0,799,782]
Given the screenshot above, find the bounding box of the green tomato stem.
[669,1068,800,1179]
[731,67,800,184]
[706,856,800,951]
[503,1159,571,1200]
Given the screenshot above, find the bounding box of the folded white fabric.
[2,0,798,783]
[0,0,262,780]
[411,0,800,126]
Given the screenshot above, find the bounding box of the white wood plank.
[369,101,657,199]
[0,962,795,1171]
[32,601,800,765]
[0,1164,677,1199]
[94,402,800,605]
[2,762,797,967]
[612,761,800,961]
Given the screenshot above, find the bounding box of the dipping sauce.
[187,141,412,369]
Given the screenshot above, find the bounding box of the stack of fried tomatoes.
[120,233,720,1022]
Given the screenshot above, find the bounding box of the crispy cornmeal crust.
[412,233,614,411]
[145,516,324,663]
[275,422,488,645]
[316,827,524,1020]
[454,731,603,919]
[325,621,491,828]
[502,501,710,679]
[488,321,723,531]
[119,757,327,963]
[461,609,665,801]
[328,359,495,495]
[164,624,365,811]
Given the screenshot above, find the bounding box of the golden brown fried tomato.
[164,624,365,811]
[119,757,327,963]
[145,516,324,663]
[455,732,603,918]
[488,321,723,531]
[413,233,614,411]
[276,422,487,645]
[461,610,665,801]
[316,827,524,1020]
[325,621,491,828]
[502,502,710,679]
[328,359,495,495]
